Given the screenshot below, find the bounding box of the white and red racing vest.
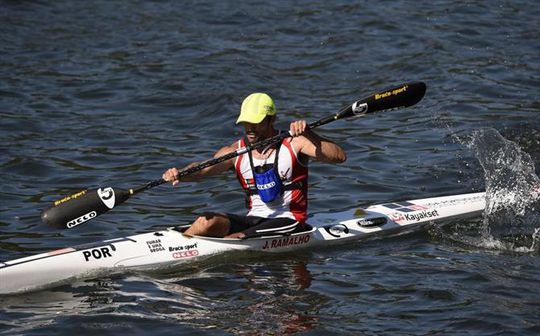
[234,137,308,223]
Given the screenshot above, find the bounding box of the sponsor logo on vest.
[404,209,439,222]
[256,181,276,190]
[67,211,97,228]
[98,187,115,209]
[262,234,311,250]
[83,246,114,262]
[172,250,199,258]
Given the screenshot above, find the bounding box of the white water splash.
[465,128,540,253]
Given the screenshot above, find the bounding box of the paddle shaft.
[133,109,353,194]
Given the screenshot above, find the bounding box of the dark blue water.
[1,0,539,334]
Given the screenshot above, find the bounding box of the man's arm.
[162,142,237,186]
[289,120,347,164]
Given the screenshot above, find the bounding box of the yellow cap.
[236,93,276,124]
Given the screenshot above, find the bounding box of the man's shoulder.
[285,137,310,164]
[227,140,240,149]
[214,141,239,157]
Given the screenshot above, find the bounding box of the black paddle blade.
[344,81,426,118]
[362,81,426,114]
[41,187,132,229]
[312,82,427,127]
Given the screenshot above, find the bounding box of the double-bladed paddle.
[42,81,427,229]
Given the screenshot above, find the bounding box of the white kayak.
[0,192,485,294]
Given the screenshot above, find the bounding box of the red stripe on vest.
[235,138,252,210]
[283,138,308,223]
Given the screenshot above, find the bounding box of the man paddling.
[163,93,346,238]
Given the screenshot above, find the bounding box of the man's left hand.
[289,120,308,137]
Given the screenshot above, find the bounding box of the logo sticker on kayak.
[262,234,311,250]
[324,224,349,237]
[83,246,115,262]
[172,250,199,258]
[146,239,165,253]
[98,187,115,209]
[403,209,439,222]
[169,243,198,252]
[390,209,440,223]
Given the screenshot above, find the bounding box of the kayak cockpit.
[171,223,315,241]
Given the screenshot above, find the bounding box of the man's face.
[242,116,273,144]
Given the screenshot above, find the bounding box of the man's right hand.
[162,167,181,186]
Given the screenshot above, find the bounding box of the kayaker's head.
[237,93,276,144]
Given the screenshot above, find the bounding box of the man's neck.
[254,128,278,154]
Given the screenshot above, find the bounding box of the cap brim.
[236,113,266,124]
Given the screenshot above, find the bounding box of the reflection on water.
[0,257,320,335]
[148,256,317,334]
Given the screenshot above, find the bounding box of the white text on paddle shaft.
[83,247,113,262]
